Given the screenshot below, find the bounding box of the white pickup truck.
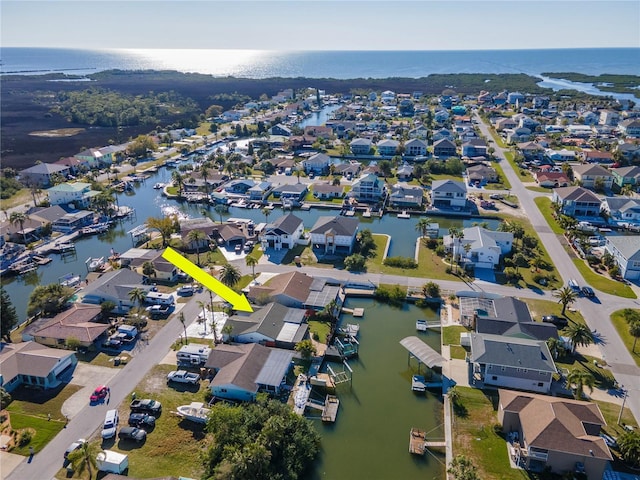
[166,370,200,384]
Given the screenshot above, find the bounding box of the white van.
[144,291,174,306]
[101,409,119,439]
[567,279,580,294]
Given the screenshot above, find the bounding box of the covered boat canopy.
[400,336,445,369]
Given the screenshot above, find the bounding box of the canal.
[311,297,445,480]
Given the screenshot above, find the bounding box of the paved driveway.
[62,363,119,419]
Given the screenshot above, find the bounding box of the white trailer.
[96,450,129,474]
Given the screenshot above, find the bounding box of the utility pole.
[617,386,628,425]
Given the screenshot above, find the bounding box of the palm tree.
[553,286,578,316]
[618,430,640,468]
[566,323,594,353]
[172,170,184,197]
[214,204,227,224]
[261,207,271,224]
[629,321,640,353]
[67,442,103,480]
[222,323,234,343]
[146,216,175,247]
[178,312,188,344]
[546,337,565,360]
[187,229,207,266]
[245,255,258,279]
[565,368,595,400]
[9,212,29,244]
[196,300,208,334]
[200,163,211,196]
[142,261,156,279]
[128,287,147,308]
[219,264,241,288]
[415,218,430,240]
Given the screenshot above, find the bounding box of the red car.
[90,385,109,403]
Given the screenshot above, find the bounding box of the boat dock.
[341,307,364,317]
[409,428,446,455]
[321,395,339,422]
[292,374,312,416]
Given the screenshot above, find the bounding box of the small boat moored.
[175,402,211,424]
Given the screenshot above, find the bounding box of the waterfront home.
[19,163,71,187]
[248,181,273,202]
[304,125,333,139]
[498,389,612,479]
[349,173,386,203]
[271,183,308,203]
[47,182,100,209]
[225,179,256,195]
[433,139,458,158]
[430,179,467,209]
[350,138,372,155]
[599,109,621,126]
[443,226,513,269]
[611,165,640,192]
[0,341,78,393]
[22,304,108,349]
[333,161,361,178]
[604,235,640,280]
[404,138,428,157]
[468,332,557,393]
[619,118,640,137]
[301,153,331,174]
[204,343,294,402]
[225,302,309,349]
[126,249,180,283]
[214,224,249,251]
[396,163,414,181]
[248,271,344,311]
[572,164,613,190]
[545,149,576,162]
[179,217,218,251]
[26,205,93,234]
[376,139,399,156]
[77,269,151,314]
[534,172,570,188]
[601,197,640,223]
[552,186,601,217]
[269,124,292,136]
[466,164,497,186]
[75,145,126,168]
[312,182,345,200]
[260,213,304,251]
[54,156,89,175]
[0,212,51,244]
[310,216,359,254]
[389,183,424,209]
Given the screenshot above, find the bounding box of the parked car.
[64,439,86,460]
[167,370,200,385]
[234,244,242,254]
[542,315,568,328]
[128,413,156,429]
[118,426,147,443]
[101,409,119,439]
[177,285,195,297]
[130,398,162,416]
[581,286,596,298]
[146,304,171,319]
[90,385,109,403]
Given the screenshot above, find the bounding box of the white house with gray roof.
[47,182,100,208]
[430,179,467,208]
[77,269,151,313]
[605,235,640,280]
[444,226,512,269]
[260,213,304,251]
[310,216,359,254]
[19,163,70,187]
[468,332,557,393]
[601,197,640,224]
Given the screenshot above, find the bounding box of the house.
[552,186,601,217]
[333,161,361,178]
[517,142,545,161]
[466,164,497,186]
[572,164,613,190]
[534,172,571,188]
[582,150,613,164]
[396,163,414,181]
[47,182,100,208]
[434,109,449,124]
[616,141,640,162]
[126,249,180,283]
[312,182,345,200]
[225,303,308,349]
[75,145,125,168]
[271,183,308,203]
[495,117,518,131]
[21,304,109,349]
[611,166,640,191]
[473,297,558,341]
[461,139,488,158]
[376,139,399,156]
[619,118,640,137]
[545,149,576,162]
[248,271,344,312]
[350,138,372,155]
[389,183,424,209]
[179,217,218,251]
[310,216,359,254]
[77,269,151,314]
[409,125,429,139]
[432,128,454,142]
[269,124,292,136]
[0,210,54,244]
[26,205,93,234]
[247,181,273,201]
[601,197,640,223]
[349,173,386,202]
[302,153,331,174]
[604,235,640,280]
[260,213,304,251]
[433,139,457,158]
[225,179,256,195]
[0,341,78,393]
[205,343,294,401]
[506,127,532,144]
[599,109,621,126]
[498,389,612,479]
[215,224,249,250]
[54,156,88,175]
[507,92,525,104]
[443,226,513,269]
[468,332,557,393]
[304,125,333,139]
[430,179,467,208]
[19,163,70,187]
[404,138,428,157]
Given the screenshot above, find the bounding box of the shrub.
[435,245,446,257]
[18,431,32,447]
[383,256,417,269]
[532,273,549,285]
[422,281,441,298]
[374,285,406,306]
[344,253,366,271]
[0,388,12,409]
[425,238,438,249]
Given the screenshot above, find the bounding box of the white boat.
[577,221,596,232]
[59,273,81,287]
[176,402,211,424]
[397,211,410,219]
[153,182,165,189]
[416,320,427,332]
[86,256,105,272]
[338,323,360,338]
[412,375,427,392]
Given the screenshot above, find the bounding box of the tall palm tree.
[553,286,578,316]
[261,207,271,224]
[546,337,565,360]
[566,323,594,353]
[178,312,188,344]
[219,264,241,288]
[9,212,30,244]
[172,170,184,197]
[618,430,640,468]
[196,300,208,334]
[245,255,258,279]
[629,321,640,353]
[415,218,430,240]
[67,442,103,480]
[200,163,211,196]
[566,368,595,400]
[128,287,147,308]
[142,261,156,279]
[187,229,207,266]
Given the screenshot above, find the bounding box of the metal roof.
[399,336,445,368]
[255,349,294,387]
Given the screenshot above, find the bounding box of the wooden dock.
[409,428,427,455]
[341,307,365,317]
[321,395,339,422]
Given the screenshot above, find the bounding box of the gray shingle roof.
[310,216,359,236]
[469,333,556,373]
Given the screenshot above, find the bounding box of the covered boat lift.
[400,336,445,371]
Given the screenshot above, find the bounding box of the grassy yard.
[308,320,331,344]
[555,353,617,391]
[572,259,637,299]
[7,412,65,455]
[0,188,34,210]
[452,387,529,480]
[442,325,470,346]
[489,159,512,190]
[7,383,82,421]
[414,241,464,282]
[526,186,552,193]
[520,297,586,327]
[610,310,640,367]
[364,234,390,268]
[534,196,564,234]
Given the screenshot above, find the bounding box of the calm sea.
[1,47,639,78]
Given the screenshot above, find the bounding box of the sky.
[1,0,639,51]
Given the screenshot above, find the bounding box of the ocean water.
[1,47,639,78]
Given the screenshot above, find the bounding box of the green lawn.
[7,383,83,421]
[442,325,470,346]
[520,297,586,327]
[489,160,512,190]
[555,353,617,391]
[308,320,331,344]
[365,234,391,268]
[572,259,637,299]
[526,186,552,193]
[534,196,565,234]
[413,241,464,282]
[7,412,65,455]
[610,310,640,367]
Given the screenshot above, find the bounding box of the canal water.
[311,297,445,480]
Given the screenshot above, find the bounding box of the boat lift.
[327,360,353,389]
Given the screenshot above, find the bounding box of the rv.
[176,344,212,367]
[144,291,175,306]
